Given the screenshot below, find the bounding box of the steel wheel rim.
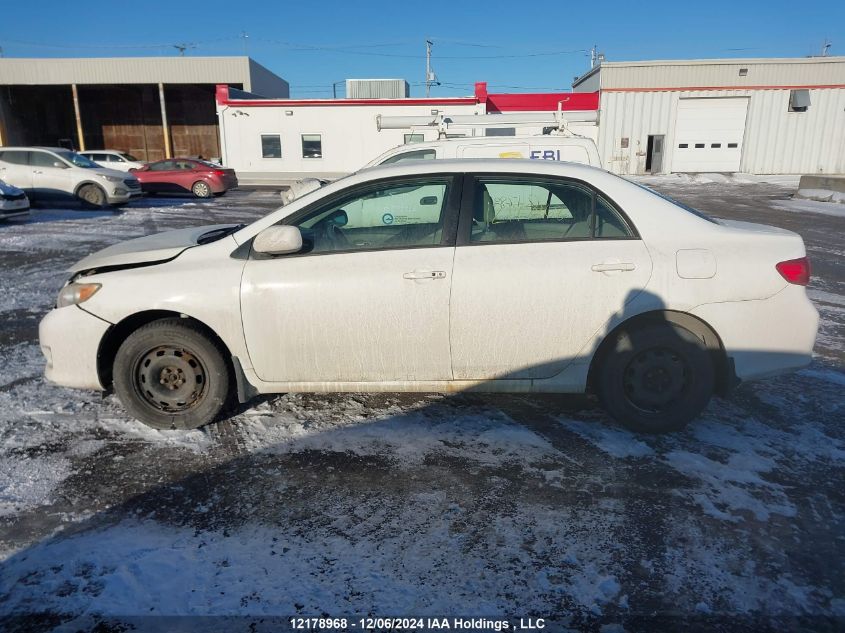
[623,346,690,413]
[134,345,207,413]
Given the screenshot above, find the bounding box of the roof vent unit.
[346,79,410,99]
[789,89,811,112]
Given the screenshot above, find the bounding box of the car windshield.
[55,151,100,169]
[121,153,139,162]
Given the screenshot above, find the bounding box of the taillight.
[776,256,810,286]
[212,169,227,177]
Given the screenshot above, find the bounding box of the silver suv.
[0,147,142,207]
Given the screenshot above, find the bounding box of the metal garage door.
[672,97,749,172]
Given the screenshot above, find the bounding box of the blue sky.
[1,0,841,97]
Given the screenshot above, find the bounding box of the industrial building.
[0,56,289,162]
[216,56,845,183]
[573,56,845,175]
[217,81,600,183]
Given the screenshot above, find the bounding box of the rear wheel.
[191,180,212,198]
[113,319,230,430]
[596,323,714,433]
[77,184,108,208]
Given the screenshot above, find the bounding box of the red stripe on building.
[474,82,600,112]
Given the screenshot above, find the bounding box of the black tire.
[191,180,213,198]
[77,183,108,208]
[113,319,230,430]
[595,322,714,433]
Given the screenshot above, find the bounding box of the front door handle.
[32,170,43,175]
[403,270,446,280]
[591,262,635,273]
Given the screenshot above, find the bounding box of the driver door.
[240,175,460,384]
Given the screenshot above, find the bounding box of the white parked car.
[0,179,30,220]
[0,147,142,207]
[282,135,602,205]
[39,160,818,433]
[79,150,146,172]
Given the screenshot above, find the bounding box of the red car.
[130,159,238,198]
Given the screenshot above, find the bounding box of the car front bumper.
[1,197,30,218]
[39,306,111,390]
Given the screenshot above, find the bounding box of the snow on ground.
[0,187,843,630]
[772,197,845,218]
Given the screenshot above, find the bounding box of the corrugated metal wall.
[598,88,845,175]
[599,58,845,89]
[346,79,410,99]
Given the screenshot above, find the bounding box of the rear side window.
[469,177,635,243]
[0,151,30,165]
[149,161,176,171]
[380,149,436,165]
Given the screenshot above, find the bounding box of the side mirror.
[53,161,68,169]
[253,225,303,256]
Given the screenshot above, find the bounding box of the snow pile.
[795,188,845,204]
[772,197,845,218]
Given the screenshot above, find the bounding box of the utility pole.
[425,39,436,97]
[821,39,831,56]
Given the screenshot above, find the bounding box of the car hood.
[0,179,24,196]
[92,166,134,180]
[69,224,238,273]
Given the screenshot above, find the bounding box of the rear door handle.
[591,262,635,273]
[403,270,446,280]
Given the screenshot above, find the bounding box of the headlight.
[57,283,101,308]
[97,174,122,183]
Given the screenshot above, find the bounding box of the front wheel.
[595,323,714,433]
[77,184,108,208]
[113,319,230,430]
[191,180,213,198]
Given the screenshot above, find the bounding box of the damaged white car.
[39,160,818,433]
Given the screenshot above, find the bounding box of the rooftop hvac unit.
[346,79,410,99]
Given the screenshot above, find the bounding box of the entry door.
[240,176,459,383]
[450,176,653,380]
[673,97,749,172]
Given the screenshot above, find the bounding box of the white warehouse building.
[215,56,845,183]
[574,56,845,175]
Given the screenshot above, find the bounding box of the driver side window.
[292,178,451,255]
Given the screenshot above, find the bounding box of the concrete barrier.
[795,175,845,204]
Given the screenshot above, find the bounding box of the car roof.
[0,146,67,152]
[357,157,611,181]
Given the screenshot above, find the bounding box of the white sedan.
[39,160,818,433]
[79,150,146,172]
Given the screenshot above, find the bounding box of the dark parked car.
[131,159,237,198]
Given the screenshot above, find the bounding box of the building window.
[261,135,282,158]
[302,134,322,158]
[728,143,738,148]
[711,143,721,148]
[789,89,810,112]
[485,128,516,137]
[738,68,748,76]
[404,133,424,144]
[678,143,689,148]
[694,143,705,148]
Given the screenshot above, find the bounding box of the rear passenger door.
[449,174,653,381]
[0,150,34,191]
